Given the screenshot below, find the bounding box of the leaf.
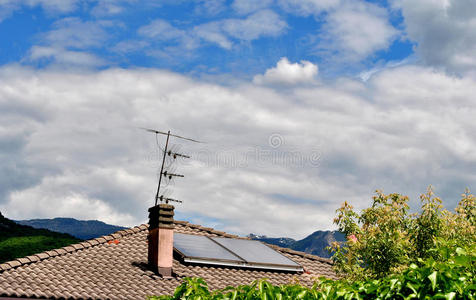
[444,292,456,300]
[428,271,437,291]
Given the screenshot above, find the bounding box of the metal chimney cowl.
[148,204,175,277]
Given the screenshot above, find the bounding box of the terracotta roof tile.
[0,221,336,299]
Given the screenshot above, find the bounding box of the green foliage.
[0,212,81,263]
[330,186,476,279]
[149,242,475,299]
[0,235,80,262]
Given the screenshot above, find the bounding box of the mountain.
[0,212,81,263]
[249,230,346,258]
[247,234,296,248]
[15,218,127,240]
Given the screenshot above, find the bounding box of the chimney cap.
[148,204,175,230]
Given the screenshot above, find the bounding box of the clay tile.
[35,253,49,260]
[103,235,114,241]
[88,239,99,246]
[95,237,107,243]
[80,241,92,247]
[55,249,67,255]
[16,257,31,264]
[6,260,21,268]
[0,263,11,271]
[26,255,39,262]
[111,233,122,239]
[174,220,188,225]
[71,243,84,250]
[138,224,148,230]
[131,227,141,233]
[45,250,58,257]
[63,246,75,252]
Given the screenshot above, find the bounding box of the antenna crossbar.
[141,127,201,206]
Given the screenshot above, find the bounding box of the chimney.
[148,204,174,277]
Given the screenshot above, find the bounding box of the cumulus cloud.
[1,64,474,238]
[253,57,318,85]
[317,1,398,62]
[278,0,398,63]
[396,0,476,75]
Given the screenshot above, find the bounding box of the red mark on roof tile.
[107,240,120,245]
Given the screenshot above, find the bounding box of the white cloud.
[138,19,185,40]
[1,64,475,238]
[194,22,232,49]
[25,17,114,67]
[0,0,77,22]
[194,0,226,16]
[222,9,287,41]
[139,11,287,52]
[396,0,476,75]
[25,0,78,13]
[41,17,112,49]
[317,1,398,62]
[278,0,340,16]
[278,0,398,63]
[28,46,107,67]
[232,0,273,15]
[253,57,318,85]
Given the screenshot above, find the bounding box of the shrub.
[148,242,475,299]
[330,186,476,280]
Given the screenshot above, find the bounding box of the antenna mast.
[141,128,201,206]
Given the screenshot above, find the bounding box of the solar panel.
[211,237,302,270]
[173,233,302,272]
[173,233,243,265]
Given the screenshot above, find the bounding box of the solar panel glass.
[211,237,301,267]
[173,233,242,262]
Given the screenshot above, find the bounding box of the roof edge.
[0,220,332,272]
[0,224,148,273]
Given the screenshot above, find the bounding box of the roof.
[0,220,337,299]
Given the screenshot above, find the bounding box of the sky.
[0,0,475,239]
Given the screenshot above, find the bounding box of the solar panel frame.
[211,236,302,271]
[173,233,303,272]
[173,233,244,265]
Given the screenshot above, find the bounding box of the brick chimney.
[148,204,174,277]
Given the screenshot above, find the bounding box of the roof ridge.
[0,224,148,273]
[265,243,333,265]
[174,220,245,239]
[0,220,332,272]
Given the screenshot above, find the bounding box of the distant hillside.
[15,218,127,240]
[249,230,346,258]
[247,234,296,248]
[0,212,81,264]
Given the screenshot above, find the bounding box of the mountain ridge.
[249,230,346,258]
[15,217,127,240]
[0,212,81,263]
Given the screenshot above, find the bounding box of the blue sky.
[1,0,412,76]
[1,0,475,238]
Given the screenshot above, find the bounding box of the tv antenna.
[141,128,202,205]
